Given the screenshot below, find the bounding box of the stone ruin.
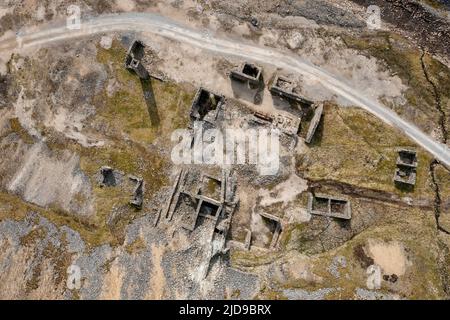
[176,191,200,231]
[190,87,224,124]
[248,212,282,251]
[307,193,352,220]
[177,174,225,231]
[305,103,324,144]
[244,229,252,250]
[98,167,145,211]
[228,211,283,252]
[125,40,149,80]
[160,169,185,223]
[161,169,237,233]
[158,169,238,278]
[253,111,273,123]
[129,176,145,209]
[197,174,224,201]
[100,166,118,187]
[253,111,301,136]
[394,149,418,186]
[230,62,262,86]
[169,174,226,232]
[273,113,301,136]
[197,196,223,222]
[270,74,313,106]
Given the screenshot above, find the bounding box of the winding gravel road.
[1,12,449,166]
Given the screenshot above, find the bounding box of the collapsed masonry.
[190,87,225,124]
[248,212,282,251]
[98,167,145,210]
[253,111,301,136]
[175,176,225,232]
[270,74,313,106]
[100,166,118,187]
[307,193,352,220]
[228,212,283,252]
[125,40,149,80]
[177,173,228,232]
[129,176,145,209]
[160,169,238,278]
[394,149,418,186]
[230,62,262,86]
[305,103,324,144]
[229,63,327,140]
[192,90,298,147]
[162,169,237,232]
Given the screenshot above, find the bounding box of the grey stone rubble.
[253,111,301,136]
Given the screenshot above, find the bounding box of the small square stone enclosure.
[197,175,223,202]
[250,212,282,249]
[394,166,417,186]
[270,74,313,106]
[197,196,223,220]
[394,149,418,186]
[190,87,224,122]
[230,62,262,85]
[100,166,117,187]
[177,192,223,231]
[125,40,149,79]
[308,193,351,220]
[397,149,418,167]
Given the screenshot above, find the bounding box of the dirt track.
[0,12,449,166]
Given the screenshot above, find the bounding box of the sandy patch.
[258,173,308,207]
[13,87,40,138]
[146,244,166,299]
[367,239,410,276]
[115,0,135,12]
[100,259,123,300]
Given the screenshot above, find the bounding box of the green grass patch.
[297,103,433,198]
[341,32,450,133]
[95,40,195,145]
[8,118,34,144]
